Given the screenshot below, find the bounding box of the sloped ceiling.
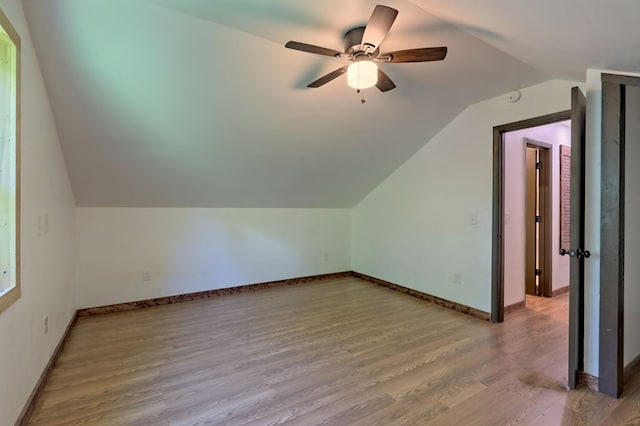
[22,0,556,207]
[411,0,640,81]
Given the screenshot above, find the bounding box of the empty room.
[2,0,640,424]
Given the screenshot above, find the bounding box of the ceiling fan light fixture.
[284,5,447,92]
[347,61,377,89]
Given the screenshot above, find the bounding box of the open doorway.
[492,87,587,390]
[525,143,550,298]
[502,122,571,313]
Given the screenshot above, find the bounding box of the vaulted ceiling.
[22,0,640,207]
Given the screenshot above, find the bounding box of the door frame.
[599,72,640,397]
[491,110,571,323]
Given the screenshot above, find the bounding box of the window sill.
[0,285,20,314]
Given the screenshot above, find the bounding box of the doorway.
[525,143,551,298]
[492,85,587,389]
[500,125,568,313]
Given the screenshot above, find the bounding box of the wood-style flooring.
[27,277,640,425]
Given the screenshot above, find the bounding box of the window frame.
[0,6,20,314]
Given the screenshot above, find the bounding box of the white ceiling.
[410,0,640,81]
[21,0,639,207]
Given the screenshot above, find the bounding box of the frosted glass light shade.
[347,61,378,89]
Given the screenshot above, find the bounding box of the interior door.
[525,147,538,296]
[567,86,587,389]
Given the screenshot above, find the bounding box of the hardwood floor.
[27,277,639,425]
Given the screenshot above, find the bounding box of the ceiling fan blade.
[307,66,348,88]
[361,5,398,51]
[381,47,448,63]
[376,69,396,92]
[285,41,342,58]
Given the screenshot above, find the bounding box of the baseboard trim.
[504,300,526,314]
[351,271,490,321]
[78,270,491,321]
[578,372,599,392]
[15,311,78,426]
[78,272,352,316]
[552,286,569,297]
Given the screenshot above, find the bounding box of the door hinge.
[535,215,542,223]
[536,162,542,170]
[535,269,542,276]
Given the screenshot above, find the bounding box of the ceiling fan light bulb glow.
[347,61,378,89]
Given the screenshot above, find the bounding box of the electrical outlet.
[43,315,48,334]
[470,214,478,226]
[454,273,462,285]
[323,252,329,262]
[142,270,152,282]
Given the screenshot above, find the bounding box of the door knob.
[577,249,591,259]
[559,248,590,259]
[560,249,577,257]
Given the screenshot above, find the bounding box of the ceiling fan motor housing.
[344,26,376,58]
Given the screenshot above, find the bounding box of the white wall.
[352,79,580,313]
[624,85,640,367]
[75,208,351,308]
[0,0,76,422]
[503,123,571,306]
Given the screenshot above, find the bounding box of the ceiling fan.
[285,4,447,93]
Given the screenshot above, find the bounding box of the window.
[0,7,19,314]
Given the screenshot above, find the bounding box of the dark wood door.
[568,86,587,389]
[525,147,538,296]
[525,144,551,297]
